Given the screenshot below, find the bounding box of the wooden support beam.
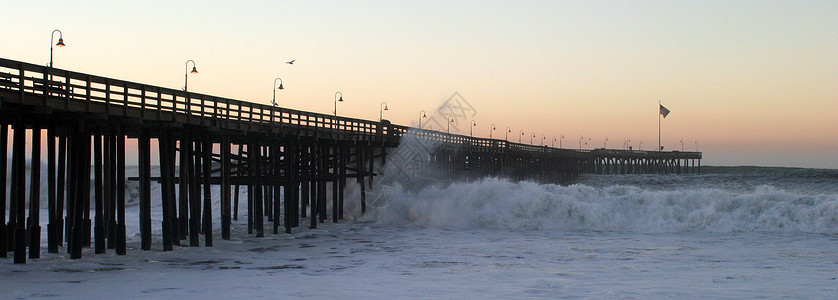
[291,142,300,228]
[187,135,200,247]
[221,137,231,240]
[158,129,174,251]
[252,139,264,237]
[83,129,92,249]
[57,134,67,249]
[115,125,127,255]
[309,142,318,229]
[165,133,180,247]
[264,145,273,224]
[139,129,152,251]
[298,143,312,220]
[193,138,204,235]
[69,121,89,259]
[105,133,117,249]
[318,143,327,224]
[234,144,243,221]
[202,136,213,246]
[272,142,281,234]
[339,144,347,220]
[0,123,8,258]
[28,122,42,259]
[332,143,339,223]
[247,142,254,234]
[82,124,93,254]
[357,144,367,215]
[178,135,190,241]
[93,129,105,254]
[47,126,57,253]
[283,138,297,233]
[368,142,374,188]
[12,121,26,263]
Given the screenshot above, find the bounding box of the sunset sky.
[2,1,836,168]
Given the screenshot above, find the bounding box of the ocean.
[2,166,837,298]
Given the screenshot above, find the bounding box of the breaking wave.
[372,178,838,233]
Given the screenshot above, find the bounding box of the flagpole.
[658,100,661,152]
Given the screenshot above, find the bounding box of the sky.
[2,0,836,168]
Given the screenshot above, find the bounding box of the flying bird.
[286,59,295,64]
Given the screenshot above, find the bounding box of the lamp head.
[56,38,65,47]
[338,96,343,102]
[384,105,388,111]
[422,113,427,118]
[190,66,198,74]
[278,83,284,90]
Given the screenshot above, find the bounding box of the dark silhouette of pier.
[0,57,701,263]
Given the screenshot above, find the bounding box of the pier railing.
[0,58,381,140]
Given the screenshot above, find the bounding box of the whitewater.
[2,166,837,298]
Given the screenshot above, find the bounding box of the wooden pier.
[0,57,700,263]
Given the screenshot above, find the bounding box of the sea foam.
[372,178,838,233]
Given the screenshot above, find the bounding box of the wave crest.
[372,178,838,233]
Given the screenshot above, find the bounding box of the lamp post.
[490,124,496,139]
[447,116,454,134]
[560,135,564,148]
[519,130,524,143]
[604,137,608,149]
[334,92,343,116]
[579,136,584,150]
[531,133,535,145]
[470,120,477,137]
[542,135,546,146]
[639,141,643,150]
[680,140,684,151]
[505,127,511,141]
[552,137,557,147]
[695,141,698,152]
[49,29,66,68]
[379,102,389,121]
[184,60,198,91]
[272,77,284,106]
[418,110,427,129]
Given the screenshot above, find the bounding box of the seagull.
[286,59,295,64]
